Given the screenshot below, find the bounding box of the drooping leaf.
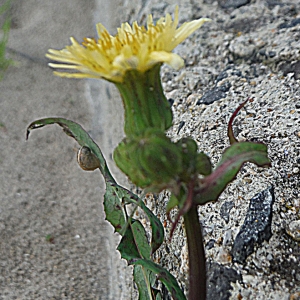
[27,118,163,248]
[26,118,115,181]
[131,259,186,300]
[27,118,128,233]
[26,118,169,299]
[194,141,271,205]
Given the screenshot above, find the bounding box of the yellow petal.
[149,51,184,70]
[174,18,211,47]
[46,6,211,82]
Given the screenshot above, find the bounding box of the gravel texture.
[130,0,300,299]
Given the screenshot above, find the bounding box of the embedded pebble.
[196,83,231,105]
[220,201,234,223]
[207,262,241,300]
[217,247,232,264]
[206,239,216,250]
[223,229,232,246]
[278,18,300,29]
[286,220,300,242]
[217,0,251,9]
[231,186,275,264]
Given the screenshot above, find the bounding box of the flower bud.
[114,128,182,190]
[136,129,182,186]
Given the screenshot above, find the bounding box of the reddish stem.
[227,98,249,144]
[183,192,206,299]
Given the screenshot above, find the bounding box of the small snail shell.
[77,146,100,171]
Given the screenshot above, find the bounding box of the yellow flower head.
[46,6,210,83]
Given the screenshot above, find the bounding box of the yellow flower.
[46,6,210,83]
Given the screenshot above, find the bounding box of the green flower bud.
[114,138,152,187]
[113,128,182,190]
[136,129,182,187]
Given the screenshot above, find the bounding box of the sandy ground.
[0,1,129,299]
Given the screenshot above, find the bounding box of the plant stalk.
[183,204,206,300]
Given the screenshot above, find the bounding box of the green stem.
[115,64,173,137]
[183,203,206,300]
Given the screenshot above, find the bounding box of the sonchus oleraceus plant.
[26,6,270,300]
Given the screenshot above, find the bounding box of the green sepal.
[114,138,153,188]
[175,138,212,181]
[196,152,212,176]
[176,138,197,181]
[136,129,182,185]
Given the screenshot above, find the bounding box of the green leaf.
[141,203,164,254]
[0,0,14,80]
[166,194,179,215]
[134,265,157,300]
[117,219,151,260]
[119,188,164,254]
[118,221,174,300]
[195,141,271,205]
[102,174,164,251]
[155,292,162,300]
[104,179,127,234]
[26,118,128,233]
[26,118,164,247]
[26,118,168,299]
[131,259,186,300]
[0,0,11,15]
[26,118,114,181]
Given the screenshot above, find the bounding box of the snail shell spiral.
[77,146,100,171]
